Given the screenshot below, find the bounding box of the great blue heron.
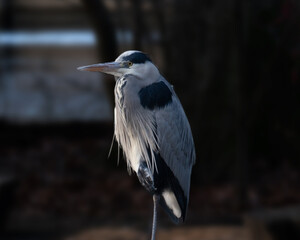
[78,50,195,240]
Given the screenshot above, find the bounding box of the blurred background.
[0,0,299,239]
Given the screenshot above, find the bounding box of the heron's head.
[77,50,160,83]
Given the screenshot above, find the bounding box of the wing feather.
[155,79,196,199]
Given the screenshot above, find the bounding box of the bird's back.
[153,78,195,222]
[114,74,195,223]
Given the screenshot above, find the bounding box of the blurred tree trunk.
[152,0,170,71]
[81,0,117,104]
[234,0,249,210]
[0,0,14,116]
[132,0,143,50]
[80,0,118,167]
[0,0,17,229]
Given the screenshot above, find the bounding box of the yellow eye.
[128,61,133,67]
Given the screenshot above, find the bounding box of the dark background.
[0,0,299,239]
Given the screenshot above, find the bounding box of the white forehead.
[115,50,141,62]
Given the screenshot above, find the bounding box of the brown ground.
[64,219,272,240]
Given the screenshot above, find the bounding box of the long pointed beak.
[77,62,123,76]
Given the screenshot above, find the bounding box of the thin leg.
[151,194,159,240]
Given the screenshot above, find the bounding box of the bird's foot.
[137,163,156,194]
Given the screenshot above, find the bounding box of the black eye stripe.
[122,52,152,64]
